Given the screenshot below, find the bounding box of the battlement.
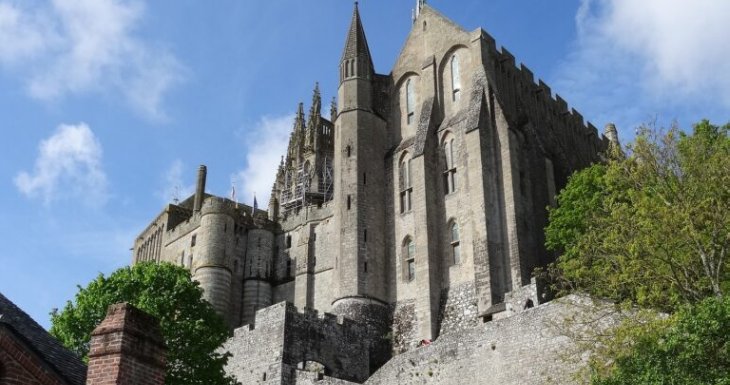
[225,301,372,384]
[279,201,334,230]
[469,30,608,167]
[493,43,600,137]
[234,301,363,336]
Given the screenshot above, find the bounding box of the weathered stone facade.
[132,2,617,384]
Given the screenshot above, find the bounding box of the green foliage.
[50,262,237,385]
[545,120,730,313]
[593,296,730,385]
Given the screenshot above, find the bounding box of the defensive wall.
[223,302,374,385]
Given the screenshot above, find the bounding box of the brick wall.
[0,328,67,385]
[85,303,166,385]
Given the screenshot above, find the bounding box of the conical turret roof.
[341,2,373,72]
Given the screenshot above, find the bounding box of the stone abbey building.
[132,2,616,384]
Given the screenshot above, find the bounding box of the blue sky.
[1,0,728,328]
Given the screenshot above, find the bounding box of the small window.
[364,229,368,242]
[451,54,462,102]
[286,235,292,249]
[443,137,457,194]
[347,195,352,210]
[406,78,415,125]
[450,221,461,265]
[399,156,413,213]
[191,234,196,247]
[364,261,368,273]
[346,145,351,157]
[363,172,367,185]
[403,237,415,281]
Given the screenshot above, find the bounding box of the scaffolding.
[281,155,334,214]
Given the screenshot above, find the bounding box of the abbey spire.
[340,2,373,82]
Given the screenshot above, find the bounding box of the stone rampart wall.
[365,294,620,385]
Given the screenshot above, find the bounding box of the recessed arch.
[437,44,470,75]
[438,44,470,113]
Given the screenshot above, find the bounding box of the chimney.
[193,165,207,212]
[86,303,166,385]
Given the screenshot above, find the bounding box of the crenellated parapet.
[224,301,373,384]
[476,30,608,170]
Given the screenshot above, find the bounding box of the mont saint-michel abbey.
[133,2,616,384]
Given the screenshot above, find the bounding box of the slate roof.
[341,2,373,71]
[0,292,87,385]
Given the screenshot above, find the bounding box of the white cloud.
[0,2,57,65]
[554,0,730,135]
[0,0,184,121]
[15,123,108,205]
[232,114,294,208]
[158,159,195,204]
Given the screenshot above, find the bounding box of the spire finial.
[341,0,373,82]
[311,82,321,114]
[414,0,425,22]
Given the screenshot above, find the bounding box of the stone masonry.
[132,2,617,384]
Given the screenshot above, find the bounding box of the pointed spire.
[294,102,305,133]
[309,82,321,119]
[341,2,373,78]
[330,97,337,121]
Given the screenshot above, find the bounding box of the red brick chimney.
[85,303,166,385]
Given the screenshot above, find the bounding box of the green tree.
[50,262,237,385]
[593,296,730,385]
[545,120,730,312]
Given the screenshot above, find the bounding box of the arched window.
[399,154,413,213]
[450,221,461,264]
[443,136,457,194]
[406,78,415,124]
[451,54,461,101]
[403,237,416,281]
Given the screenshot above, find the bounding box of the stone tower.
[194,197,235,323]
[332,2,390,368]
[133,3,614,381]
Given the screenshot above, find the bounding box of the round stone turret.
[241,228,274,325]
[193,197,236,322]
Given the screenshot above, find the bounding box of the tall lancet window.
[399,154,413,213]
[443,136,457,194]
[450,221,461,265]
[406,78,415,124]
[451,55,461,101]
[403,237,415,282]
